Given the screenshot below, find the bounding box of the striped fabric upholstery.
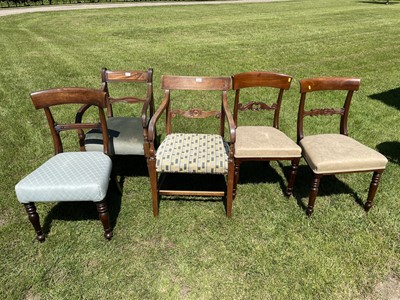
[156,133,229,174]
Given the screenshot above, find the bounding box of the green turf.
[1,0,399,299]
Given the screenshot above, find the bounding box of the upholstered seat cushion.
[299,134,388,174]
[15,152,112,203]
[85,117,144,155]
[156,133,229,174]
[234,126,301,158]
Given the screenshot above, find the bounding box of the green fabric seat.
[15,152,112,203]
[84,117,144,155]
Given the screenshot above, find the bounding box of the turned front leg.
[95,201,113,240]
[24,203,45,242]
[286,157,300,197]
[364,171,383,212]
[307,174,322,216]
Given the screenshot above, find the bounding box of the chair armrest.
[148,95,169,144]
[141,88,154,128]
[222,96,236,144]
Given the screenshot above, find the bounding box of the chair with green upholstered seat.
[15,88,113,242]
[147,75,236,217]
[76,68,154,157]
[297,77,388,216]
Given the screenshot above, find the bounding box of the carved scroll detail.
[171,109,221,119]
[304,108,345,117]
[238,101,276,111]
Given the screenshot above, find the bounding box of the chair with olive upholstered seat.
[232,71,302,198]
[297,77,388,216]
[15,88,113,242]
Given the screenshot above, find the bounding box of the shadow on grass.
[359,1,399,4]
[41,155,150,236]
[369,87,400,110]
[42,183,122,237]
[112,155,149,178]
[238,161,287,193]
[282,165,366,213]
[377,141,400,165]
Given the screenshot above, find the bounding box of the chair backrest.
[297,77,361,143]
[232,71,293,129]
[30,88,110,155]
[101,68,154,122]
[160,75,232,136]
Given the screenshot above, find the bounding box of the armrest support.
[141,87,154,128]
[148,95,169,144]
[222,95,236,144]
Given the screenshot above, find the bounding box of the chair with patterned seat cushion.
[232,71,302,198]
[146,75,236,217]
[76,68,154,156]
[15,88,113,242]
[297,77,388,216]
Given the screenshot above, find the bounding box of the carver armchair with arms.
[232,71,302,198]
[146,75,236,217]
[77,68,154,156]
[15,88,113,242]
[297,77,388,216]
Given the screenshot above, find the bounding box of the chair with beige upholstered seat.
[297,77,388,216]
[146,75,236,217]
[232,71,302,198]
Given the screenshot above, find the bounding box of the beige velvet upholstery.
[232,71,299,198]
[299,134,388,174]
[296,77,388,216]
[235,126,301,158]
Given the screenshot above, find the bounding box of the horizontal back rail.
[300,77,360,93]
[233,72,292,90]
[103,70,150,83]
[162,75,231,91]
[31,88,107,109]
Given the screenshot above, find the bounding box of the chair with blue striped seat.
[15,88,113,242]
[146,75,236,217]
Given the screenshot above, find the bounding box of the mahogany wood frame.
[25,88,113,241]
[232,71,300,198]
[297,77,385,216]
[75,68,154,152]
[146,75,236,217]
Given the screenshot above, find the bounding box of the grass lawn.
[0,0,399,299]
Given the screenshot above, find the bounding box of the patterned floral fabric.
[156,133,229,174]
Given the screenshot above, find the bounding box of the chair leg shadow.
[288,165,365,214]
[42,182,123,238]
